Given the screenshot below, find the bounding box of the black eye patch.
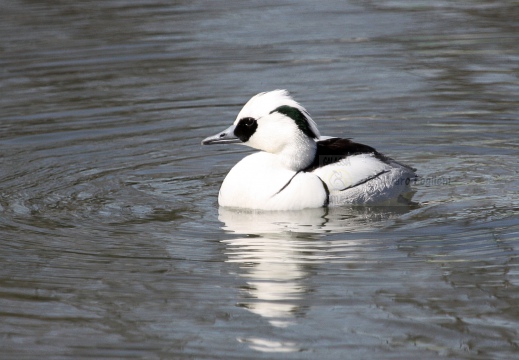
[234,117,258,142]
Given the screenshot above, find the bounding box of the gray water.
[1,1,519,359]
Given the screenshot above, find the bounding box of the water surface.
[1,0,519,358]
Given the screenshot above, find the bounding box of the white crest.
[234,90,321,139]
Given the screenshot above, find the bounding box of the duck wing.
[308,138,416,193]
[308,138,416,172]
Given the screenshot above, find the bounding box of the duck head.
[202,90,320,171]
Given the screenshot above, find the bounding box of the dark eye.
[241,117,255,127]
[234,117,258,142]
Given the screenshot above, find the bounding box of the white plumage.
[202,90,416,210]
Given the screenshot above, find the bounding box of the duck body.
[202,90,417,211]
[218,151,329,211]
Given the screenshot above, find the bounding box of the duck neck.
[278,135,317,171]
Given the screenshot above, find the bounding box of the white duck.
[202,90,417,211]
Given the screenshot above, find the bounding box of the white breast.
[218,152,328,211]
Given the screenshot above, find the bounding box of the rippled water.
[1,0,519,358]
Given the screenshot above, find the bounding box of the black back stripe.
[304,138,385,172]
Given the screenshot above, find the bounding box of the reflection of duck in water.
[218,206,416,352]
[202,90,417,210]
[218,205,412,329]
[219,208,324,329]
[223,234,307,329]
[218,205,414,239]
